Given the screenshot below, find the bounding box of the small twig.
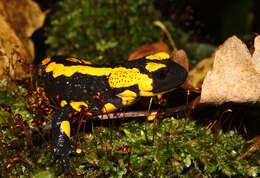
[153,21,177,51]
[96,102,192,120]
[30,100,195,135]
[239,136,260,160]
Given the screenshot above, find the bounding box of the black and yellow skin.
[37,52,187,173]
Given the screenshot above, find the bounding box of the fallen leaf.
[0,16,30,79]
[189,57,214,89]
[200,35,260,104]
[252,36,260,73]
[0,0,46,80]
[172,49,189,72]
[128,41,170,61]
[171,49,193,90]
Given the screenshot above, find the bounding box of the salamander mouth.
[152,87,177,95]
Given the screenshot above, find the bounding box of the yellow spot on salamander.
[45,62,155,95]
[108,67,153,92]
[45,62,112,78]
[76,148,82,153]
[60,100,68,107]
[139,91,155,96]
[145,62,166,72]
[117,90,137,106]
[66,58,83,63]
[157,94,163,100]
[61,121,70,138]
[102,103,117,113]
[41,57,51,65]
[146,52,170,60]
[147,114,156,121]
[70,101,88,111]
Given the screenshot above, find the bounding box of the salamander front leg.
[50,106,84,174]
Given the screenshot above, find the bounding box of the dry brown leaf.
[171,49,193,90]
[0,0,46,59]
[1,0,46,37]
[128,41,170,61]
[0,0,46,79]
[252,36,260,72]
[189,57,214,89]
[0,16,30,79]
[172,49,189,72]
[200,35,260,104]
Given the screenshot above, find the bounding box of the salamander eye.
[153,68,168,80]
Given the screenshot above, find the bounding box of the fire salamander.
[37,52,187,173]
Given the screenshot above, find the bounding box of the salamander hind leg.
[50,105,84,174]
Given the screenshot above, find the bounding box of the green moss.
[45,0,162,64]
[74,118,259,177]
[45,0,218,65]
[1,88,258,177]
[0,80,258,176]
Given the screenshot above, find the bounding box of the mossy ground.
[0,83,259,177]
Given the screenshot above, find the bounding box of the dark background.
[33,0,260,59]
